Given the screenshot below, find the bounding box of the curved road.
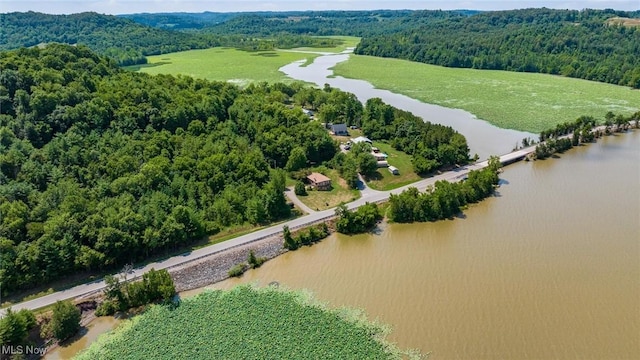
[0,148,535,316]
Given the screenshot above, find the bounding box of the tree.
[283,225,297,250]
[49,300,81,341]
[357,152,378,177]
[0,308,32,346]
[285,146,307,172]
[294,181,307,196]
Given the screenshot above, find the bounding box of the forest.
[0,44,468,297]
[355,8,640,88]
[0,12,342,66]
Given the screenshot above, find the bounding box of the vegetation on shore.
[95,268,176,316]
[76,285,417,359]
[534,112,639,159]
[388,157,501,223]
[333,55,640,133]
[335,203,382,235]
[283,223,330,251]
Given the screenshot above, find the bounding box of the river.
[280,52,535,160]
[202,130,639,359]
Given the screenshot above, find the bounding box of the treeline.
[361,98,470,174]
[388,158,501,223]
[355,8,640,88]
[0,12,221,66]
[199,10,474,37]
[535,112,639,159]
[0,12,342,66]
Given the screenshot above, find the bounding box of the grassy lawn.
[298,168,360,211]
[333,55,640,133]
[126,47,319,84]
[365,142,421,191]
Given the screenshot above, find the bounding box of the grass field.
[298,168,360,211]
[365,142,421,191]
[127,47,319,84]
[76,285,412,359]
[333,55,640,133]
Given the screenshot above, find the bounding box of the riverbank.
[170,234,286,292]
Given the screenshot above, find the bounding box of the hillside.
[355,8,640,88]
[0,12,219,65]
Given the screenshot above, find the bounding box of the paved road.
[284,186,317,214]
[0,149,534,315]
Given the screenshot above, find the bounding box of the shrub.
[49,300,81,341]
[228,263,247,277]
[294,181,307,196]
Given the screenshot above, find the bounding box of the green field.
[127,47,318,84]
[76,286,414,359]
[333,55,640,133]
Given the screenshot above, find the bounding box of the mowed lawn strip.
[128,47,319,84]
[298,168,360,211]
[365,142,421,191]
[333,55,640,133]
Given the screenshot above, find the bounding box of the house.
[388,166,399,175]
[376,160,389,168]
[331,123,349,136]
[351,136,372,144]
[306,172,332,191]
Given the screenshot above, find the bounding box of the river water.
[280,53,535,160]
[203,130,640,359]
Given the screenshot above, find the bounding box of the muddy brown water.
[198,131,639,359]
[44,316,121,359]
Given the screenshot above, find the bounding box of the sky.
[0,0,637,14]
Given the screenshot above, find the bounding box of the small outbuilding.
[388,166,399,175]
[331,123,349,136]
[306,172,332,191]
[351,136,372,144]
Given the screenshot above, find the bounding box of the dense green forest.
[0,44,468,297]
[0,12,342,65]
[0,12,220,65]
[355,8,640,88]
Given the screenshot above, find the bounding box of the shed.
[331,123,349,136]
[388,166,399,175]
[306,172,332,191]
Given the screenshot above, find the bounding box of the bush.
[294,181,307,196]
[49,300,81,341]
[247,250,266,269]
[228,263,247,277]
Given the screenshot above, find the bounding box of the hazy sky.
[0,0,637,14]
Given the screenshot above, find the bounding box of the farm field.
[333,55,640,133]
[127,47,318,84]
[75,285,411,359]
